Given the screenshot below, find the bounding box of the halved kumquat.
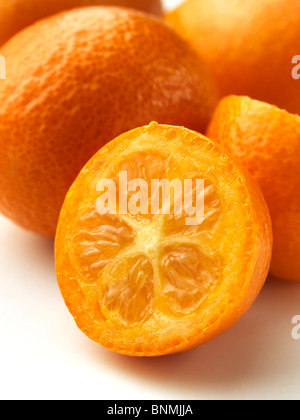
[55,123,272,357]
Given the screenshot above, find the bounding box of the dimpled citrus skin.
[165,0,300,115]
[55,122,272,357]
[0,0,163,46]
[0,7,218,237]
[207,95,300,282]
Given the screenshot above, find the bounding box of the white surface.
[164,0,183,10]
[1,0,300,401]
[1,213,300,401]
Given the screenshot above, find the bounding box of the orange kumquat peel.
[207,95,300,282]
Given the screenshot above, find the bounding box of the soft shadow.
[2,217,299,398]
[0,216,55,273]
[97,276,300,397]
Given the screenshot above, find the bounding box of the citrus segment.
[71,211,135,282]
[159,244,220,316]
[98,254,155,326]
[163,178,222,238]
[55,122,272,356]
[113,151,168,220]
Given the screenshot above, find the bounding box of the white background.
[1,0,300,401]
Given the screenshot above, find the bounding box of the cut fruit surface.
[55,122,273,356]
